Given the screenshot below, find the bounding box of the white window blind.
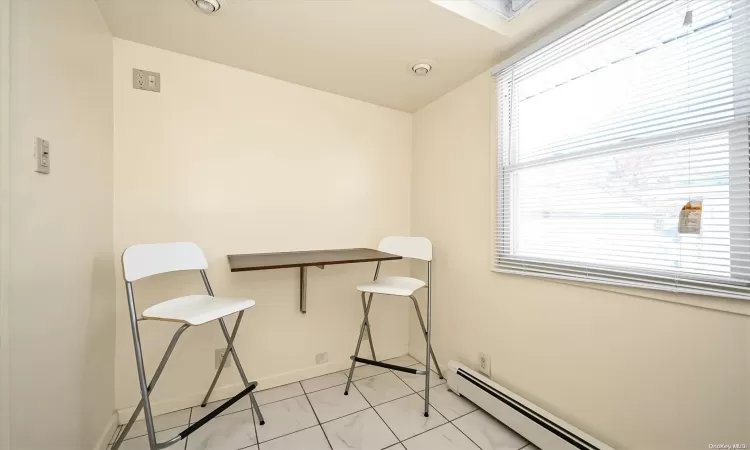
[495,0,750,299]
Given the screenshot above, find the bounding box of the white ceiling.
[96,0,590,112]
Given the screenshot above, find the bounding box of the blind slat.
[495,0,750,300]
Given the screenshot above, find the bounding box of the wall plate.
[133,69,160,92]
[35,137,50,174]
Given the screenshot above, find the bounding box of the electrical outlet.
[133,68,161,92]
[362,328,370,341]
[215,348,232,369]
[315,352,328,365]
[35,137,50,174]
[479,352,491,377]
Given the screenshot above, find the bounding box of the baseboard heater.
[446,361,614,450]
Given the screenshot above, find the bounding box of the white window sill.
[496,271,750,317]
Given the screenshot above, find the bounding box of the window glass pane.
[515,1,735,163]
[496,0,750,298]
[514,133,732,278]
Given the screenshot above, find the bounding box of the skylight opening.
[471,0,539,20]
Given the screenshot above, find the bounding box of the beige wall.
[8,0,116,449]
[112,39,412,415]
[410,72,750,450]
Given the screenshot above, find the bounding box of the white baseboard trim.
[117,352,407,423]
[94,413,119,450]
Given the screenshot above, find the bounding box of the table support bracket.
[299,265,325,313]
[300,267,307,313]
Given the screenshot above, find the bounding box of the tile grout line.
[117,405,194,442]
[449,411,529,450]
[303,381,348,395]
[385,363,448,447]
[392,363,445,394]
[254,423,321,448]
[395,389,450,447]
[447,420,483,450]
[354,371,417,407]
[389,368,419,395]
[188,389,306,423]
[393,407,449,448]
[190,390,320,448]
[317,404,372,425]
[445,407,479,423]
[300,370,354,394]
[117,357,422,448]
[350,382,401,447]
[296,357,415,395]
[354,381,450,448]
[443,392,485,449]
[303,393,334,450]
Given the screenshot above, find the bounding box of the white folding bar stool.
[113,242,265,450]
[344,236,442,417]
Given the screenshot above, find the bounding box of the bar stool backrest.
[123,242,209,282]
[378,236,432,261]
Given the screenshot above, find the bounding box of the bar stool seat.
[143,295,256,326]
[345,236,441,418]
[356,276,425,297]
[113,242,266,450]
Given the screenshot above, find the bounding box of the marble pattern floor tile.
[190,396,254,423]
[128,355,537,450]
[119,409,191,441]
[253,396,318,443]
[307,384,370,423]
[383,355,420,367]
[185,410,256,450]
[110,428,185,450]
[402,423,480,450]
[253,382,304,406]
[260,425,331,450]
[343,364,390,381]
[322,408,398,450]
[394,364,445,391]
[417,383,478,421]
[355,372,414,406]
[302,371,349,393]
[374,394,447,441]
[453,410,528,450]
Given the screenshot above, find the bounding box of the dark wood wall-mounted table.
[227,248,402,313]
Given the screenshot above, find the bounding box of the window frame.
[492,0,750,300]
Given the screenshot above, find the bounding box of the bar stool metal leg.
[423,261,433,417]
[345,292,373,394]
[113,323,190,450]
[125,282,159,450]
[200,311,244,407]
[200,270,265,425]
[409,295,443,379]
[217,317,265,424]
[363,262,381,361]
[363,293,377,361]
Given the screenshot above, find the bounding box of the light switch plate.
[133,68,161,92]
[35,137,50,174]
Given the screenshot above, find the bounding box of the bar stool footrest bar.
[350,356,426,375]
[176,381,258,441]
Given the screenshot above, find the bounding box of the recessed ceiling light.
[193,0,220,14]
[411,62,433,76]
